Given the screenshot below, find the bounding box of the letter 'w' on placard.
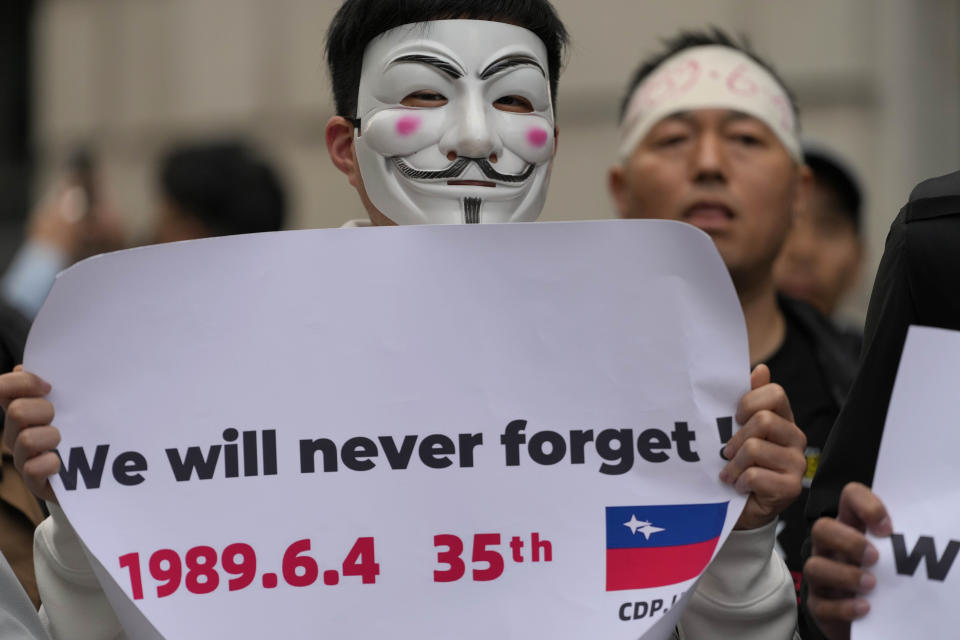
[890,534,960,582]
[605,502,728,590]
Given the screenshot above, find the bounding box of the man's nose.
[439,94,502,160]
[691,132,726,183]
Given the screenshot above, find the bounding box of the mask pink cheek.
[395,115,421,137]
[526,127,550,148]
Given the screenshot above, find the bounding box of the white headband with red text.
[618,46,801,162]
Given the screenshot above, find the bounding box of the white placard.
[26,220,749,640]
[854,326,960,638]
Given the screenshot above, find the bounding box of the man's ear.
[608,164,630,219]
[326,116,362,188]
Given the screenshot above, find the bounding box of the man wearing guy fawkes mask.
[350,19,556,225]
[324,11,558,227]
[15,3,797,639]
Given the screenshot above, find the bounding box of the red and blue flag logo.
[605,502,729,591]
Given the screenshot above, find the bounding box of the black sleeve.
[798,208,915,640]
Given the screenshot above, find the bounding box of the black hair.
[617,27,799,124]
[159,141,287,236]
[325,0,568,118]
[804,147,863,232]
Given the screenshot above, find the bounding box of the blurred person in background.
[774,145,864,340]
[0,150,124,320]
[608,28,860,607]
[150,141,287,244]
[0,138,286,610]
[1,140,287,320]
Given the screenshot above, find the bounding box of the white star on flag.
[623,514,665,540]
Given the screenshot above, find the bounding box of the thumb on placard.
[750,363,771,390]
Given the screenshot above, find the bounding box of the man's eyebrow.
[480,55,545,80]
[655,111,694,126]
[390,54,463,79]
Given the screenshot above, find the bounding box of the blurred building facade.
[22,0,960,322]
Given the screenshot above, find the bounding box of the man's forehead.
[655,109,772,127]
[364,19,549,75]
[618,45,802,162]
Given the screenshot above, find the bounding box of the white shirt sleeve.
[34,503,125,640]
[677,520,799,639]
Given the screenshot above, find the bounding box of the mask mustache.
[393,157,535,184]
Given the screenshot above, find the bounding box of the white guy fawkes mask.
[354,20,556,225]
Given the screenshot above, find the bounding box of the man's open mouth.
[682,202,736,232]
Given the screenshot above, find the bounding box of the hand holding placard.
[723,364,806,531]
[0,366,59,502]
[805,482,893,639]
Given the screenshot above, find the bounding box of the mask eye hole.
[494,95,534,113]
[400,91,448,108]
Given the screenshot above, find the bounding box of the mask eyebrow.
[480,55,545,80]
[389,54,463,79]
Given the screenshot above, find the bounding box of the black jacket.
[807,169,960,523]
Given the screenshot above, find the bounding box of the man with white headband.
[2,8,804,640]
[609,29,860,623]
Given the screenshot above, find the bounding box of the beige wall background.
[32,0,960,323]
